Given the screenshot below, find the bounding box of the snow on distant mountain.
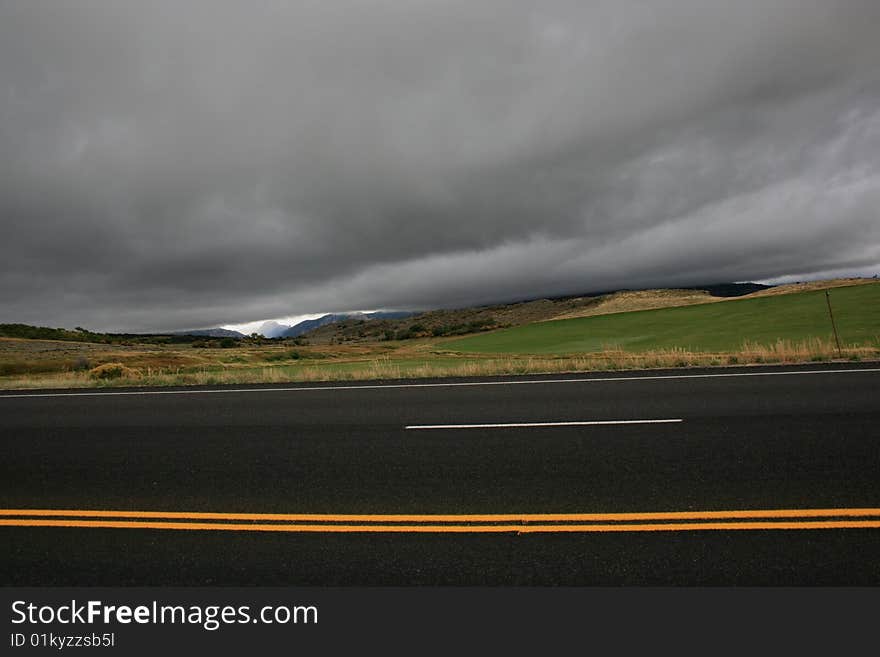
[257,320,291,338]
[279,311,415,338]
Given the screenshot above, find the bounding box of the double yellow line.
[2,508,880,533]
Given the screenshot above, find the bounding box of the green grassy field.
[444,283,880,355]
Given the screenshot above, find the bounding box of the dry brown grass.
[88,362,143,380]
[737,277,876,299]
[2,337,875,390]
[548,288,719,321]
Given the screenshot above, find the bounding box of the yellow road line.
[2,519,880,532]
[2,508,880,522]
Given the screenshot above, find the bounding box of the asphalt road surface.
[2,363,878,585]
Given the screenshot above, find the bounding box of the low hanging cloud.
[1,0,879,331]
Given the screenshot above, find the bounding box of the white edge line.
[0,368,878,399]
[405,419,683,430]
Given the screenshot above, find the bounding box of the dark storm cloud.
[1,0,879,331]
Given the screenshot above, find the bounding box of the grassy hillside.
[444,283,880,355]
[299,279,866,344]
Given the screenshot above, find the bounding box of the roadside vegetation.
[1,280,876,390]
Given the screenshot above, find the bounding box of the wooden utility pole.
[825,289,842,358]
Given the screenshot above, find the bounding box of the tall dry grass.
[1,337,876,390]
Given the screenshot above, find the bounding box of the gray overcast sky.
[2,1,879,332]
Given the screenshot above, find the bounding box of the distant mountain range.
[277,311,415,338]
[171,312,414,339]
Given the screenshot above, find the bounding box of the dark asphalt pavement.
[2,363,878,585]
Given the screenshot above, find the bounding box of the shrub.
[263,350,301,362]
[88,363,142,380]
[72,356,91,371]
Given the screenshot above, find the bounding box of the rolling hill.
[442,282,880,354]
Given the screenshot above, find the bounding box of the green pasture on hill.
[443,283,880,354]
